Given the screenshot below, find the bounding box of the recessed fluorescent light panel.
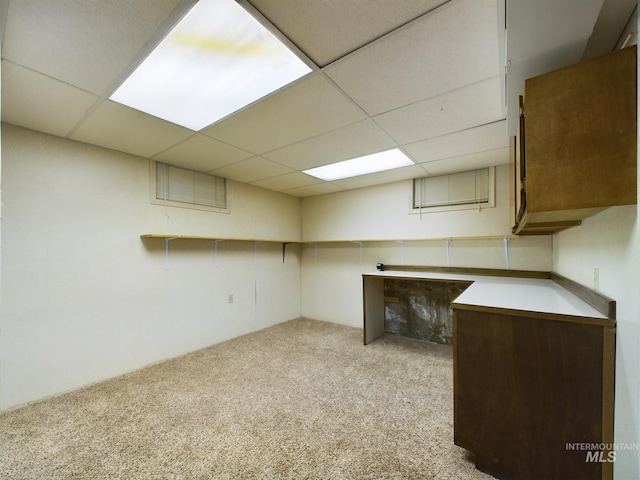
[110,0,312,131]
[303,149,415,181]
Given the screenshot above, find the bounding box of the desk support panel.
[363,276,385,345]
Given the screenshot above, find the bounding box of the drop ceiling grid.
[200,73,368,155]
[282,181,346,198]
[373,76,505,146]
[402,120,509,164]
[262,119,398,171]
[250,171,323,191]
[209,156,295,184]
[1,60,99,138]
[331,164,429,190]
[0,0,521,197]
[70,101,193,159]
[323,0,502,117]
[419,147,511,176]
[152,134,254,173]
[2,0,188,95]
[247,0,450,67]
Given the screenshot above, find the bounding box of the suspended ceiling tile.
[201,73,367,154]
[331,164,428,190]
[374,76,505,146]
[1,61,98,138]
[70,100,193,159]
[403,120,509,164]
[324,0,501,116]
[248,0,448,67]
[283,182,346,198]
[264,119,397,170]
[3,0,188,95]
[209,156,294,183]
[153,134,253,172]
[421,147,511,176]
[250,172,321,192]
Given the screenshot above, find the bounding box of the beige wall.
[0,124,301,409]
[553,205,639,477]
[3,119,637,479]
[299,164,553,327]
[302,165,514,241]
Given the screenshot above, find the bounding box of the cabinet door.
[524,46,636,213]
[454,308,608,480]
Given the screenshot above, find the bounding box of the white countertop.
[363,270,607,319]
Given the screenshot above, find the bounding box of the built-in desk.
[362,270,609,345]
[362,267,616,480]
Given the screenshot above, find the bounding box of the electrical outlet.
[228,294,234,304]
[593,268,599,291]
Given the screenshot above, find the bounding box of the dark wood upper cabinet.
[513,46,637,235]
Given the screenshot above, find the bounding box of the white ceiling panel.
[246,0,449,67]
[1,61,98,138]
[202,73,367,154]
[283,182,346,198]
[421,148,511,176]
[374,76,505,146]
[209,156,293,183]
[250,172,321,191]
[152,134,253,172]
[324,0,501,116]
[403,120,509,164]
[70,101,193,159]
[2,0,190,95]
[264,119,397,170]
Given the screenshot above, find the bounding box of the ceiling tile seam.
[315,70,399,144]
[255,118,393,163]
[206,155,296,178]
[241,162,316,183]
[0,59,105,138]
[396,145,421,167]
[0,58,100,97]
[148,133,253,163]
[240,0,319,71]
[281,189,342,199]
[254,120,407,175]
[415,146,511,165]
[330,163,430,188]
[402,119,509,148]
[199,70,322,137]
[317,0,455,70]
[64,0,198,139]
[367,73,504,120]
[249,172,325,188]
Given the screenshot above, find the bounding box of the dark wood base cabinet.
[453,307,615,480]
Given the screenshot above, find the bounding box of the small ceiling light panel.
[303,149,415,181]
[110,0,312,130]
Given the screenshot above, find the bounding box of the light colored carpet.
[0,318,494,479]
